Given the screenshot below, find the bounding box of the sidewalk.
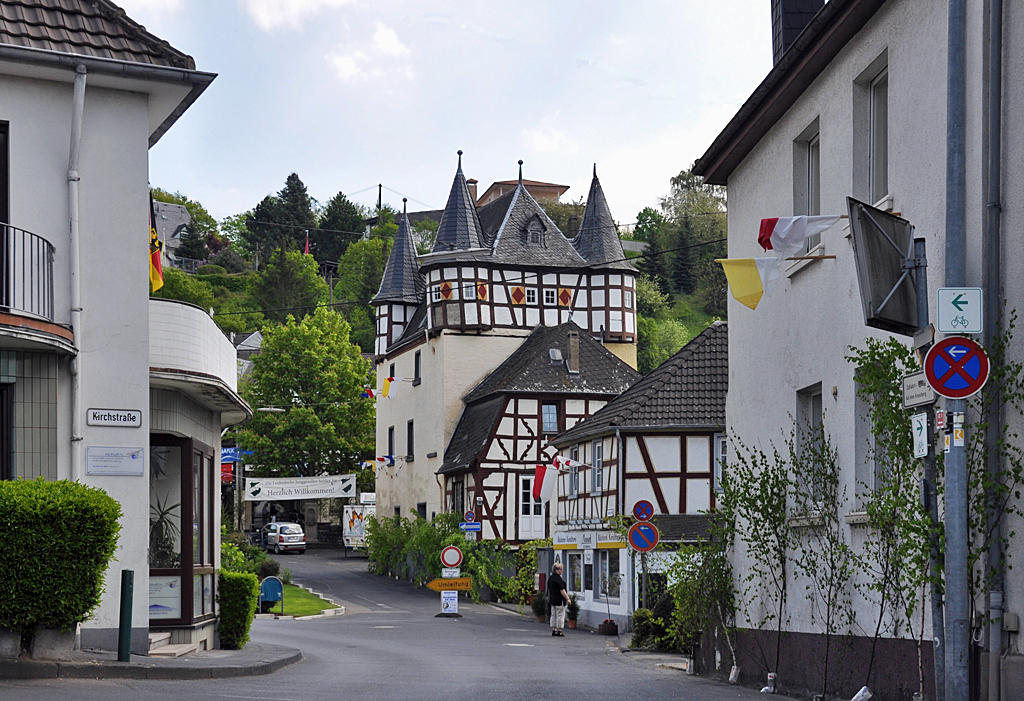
[0,641,301,680]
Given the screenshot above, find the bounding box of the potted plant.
[531,590,547,622]
[598,573,621,635]
[566,594,580,629]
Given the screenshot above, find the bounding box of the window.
[793,118,821,251]
[387,426,395,457]
[0,122,8,226]
[544,289,556,306]
[463,282,476,300]
[598,550,620,599]
[406,420,415,461]
[869,67,889,203]
[797,383,824,502]
[714,433,727,493]
[526,288,537,305]
[0,384,11,481]
[413,351,421,386]
[389,363,395,379]
[542,402,559,434]
[417,502,427,519]
[432,286,442,303]
[451,478,465,514]
[568,552,582,592]
[569,446,580,497]
[591,440,604,495]
[394,506,401,517]
[624,290,633,310]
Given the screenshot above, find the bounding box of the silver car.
[262,522,306,554]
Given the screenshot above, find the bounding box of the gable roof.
[572,167,633,271]
[432,152,485,252]
[487,182,587,268]
[463,322,639,403]
[373,210,424,305]
[437,395,506,475]
[0,0,196,68]
[552,321,728,446]
[693,0,886,185]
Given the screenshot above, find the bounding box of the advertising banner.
[245,474,356,501]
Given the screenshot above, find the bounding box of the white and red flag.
[758,215,841,257]
[532,463,559,503]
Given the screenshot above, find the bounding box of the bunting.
[717,258,782,311]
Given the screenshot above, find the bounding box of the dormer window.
[521,214,547,247]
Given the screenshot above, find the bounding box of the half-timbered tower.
[372,153,638,521]
[438,323,638,542]
[549,321,728,628]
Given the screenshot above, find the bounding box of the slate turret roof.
[573,166,634,271]
[432,151,485,253]
[551,321,728,446]
[373,203,424,305]
[0,0,196,68]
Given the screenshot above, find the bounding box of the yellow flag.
[717,259,763,310]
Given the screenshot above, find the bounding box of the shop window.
[598,549,620,600]
[568,552,583,592]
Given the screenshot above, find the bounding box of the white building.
[694,0,1024,696]
[0,1,249,653]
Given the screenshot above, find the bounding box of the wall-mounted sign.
[149,576,181,619]
[86,446,144,476]
[87,408,141,427]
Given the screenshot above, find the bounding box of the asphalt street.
[0,549,766,700]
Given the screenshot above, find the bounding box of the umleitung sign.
[426,577,472,592]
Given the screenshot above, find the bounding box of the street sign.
[953,428,965,447]
[464,510,475,522]
[627,522,660,552]
[632,500,654,522]
[459,522,482,532]
[902,371,936,409]
[924,336,990,399]
[937,287,983,333]
[426,577,472,592]
[911,413,928,459]
[442,567,460,578]
[440,545,463,568]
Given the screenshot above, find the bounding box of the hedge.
[218,571,258,649]
[0,478,122,633]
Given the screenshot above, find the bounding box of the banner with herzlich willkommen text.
[245,474,356,501]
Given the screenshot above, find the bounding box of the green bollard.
[117,570,133,662]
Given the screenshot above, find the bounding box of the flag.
[533,463,559,503]
[304,231,310,255]
[758,215,841,257]
[717,257,782,311]
[149,194,164,291]
[375,455,395,467]
[382,377,402,398]
[361,389,376,399]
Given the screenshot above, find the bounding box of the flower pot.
[567,620,577,629]
[536,615,546,623]
[598,621,618,636]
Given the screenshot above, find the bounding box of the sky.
[122,0,773,226]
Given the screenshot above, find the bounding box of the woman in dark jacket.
[547,563,570,636]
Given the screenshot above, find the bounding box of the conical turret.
[432,150,485,252]
[373,200,424,304]
[573,165,633,269]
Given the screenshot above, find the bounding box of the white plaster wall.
[722,0,1014,643]
[150,299,238,392]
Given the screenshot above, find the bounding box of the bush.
[531,590,547,618]
[196,264,227,276]
[210,248,247,274]
[258,557,280,581]
[0,478,122,633]
[218,571,258,649]
[630,608,657,648]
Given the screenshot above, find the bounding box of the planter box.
[536,615,546,623]
[598,622,618,636]
[567,620,577,629]
[30,626,75,660]
[0,629,21,659]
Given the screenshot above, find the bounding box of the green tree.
[316,191,366,264]
[659,167,727,299]
[411,217,439,254]
[245,174,319,263]
[634,207,671,294]
[333,238,393,304]
[235,308,374,477]
[671,218,695,295]
[252,247,328,324]
[539,197,586,236]
[151,267,215,310]
[636,316,688,374]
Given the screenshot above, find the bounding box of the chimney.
[567,330,580,375]
[567,214,580,239]
[467,178,478,204]
[771,0,823,64]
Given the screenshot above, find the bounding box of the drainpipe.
[984,1,1004,699]
[68,65,86,481]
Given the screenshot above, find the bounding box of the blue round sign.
[632,500,654,522]
[924,336,989,399]
[628,522,660,552]
[464,510,475,523]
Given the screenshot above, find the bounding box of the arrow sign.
[427,577,472,592]
[912,413,928,459]
[951,293,967,311]
[937,287,982,333]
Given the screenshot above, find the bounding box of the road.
[0,549,765,700]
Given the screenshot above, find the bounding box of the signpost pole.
[641,551,648,611]
[915,237,945,701]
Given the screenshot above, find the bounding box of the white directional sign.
[937,287,983,334]
[912,413,928,459]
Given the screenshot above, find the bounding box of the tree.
[245,174,319,263]
[539,197,586,236]
[636,316,689,375]
[659,166,727,299]
[151,267,215,310]
[411,217,439,255]
[333,238,393,305]
[634,207,671,294]
[235,308,374,477]
[252,247,328,324]
[671,218,695,295]
[315,191,366,264]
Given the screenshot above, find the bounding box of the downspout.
[984,1,1004,699]
[68,65,86,481]
[616,429,631,619]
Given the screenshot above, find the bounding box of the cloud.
[325,49,368,82]
[241,0,354,33]
[373,23,410,56]
[523,126,577,155]
[116,0,184,15]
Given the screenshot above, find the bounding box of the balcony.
[0,223,54,321]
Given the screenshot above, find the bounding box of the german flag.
[149,194,164,292]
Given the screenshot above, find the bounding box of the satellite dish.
[847,197,918,337]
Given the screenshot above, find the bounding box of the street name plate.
[902,371,936,409]
[442,568,460,578]
[87,408,142,427]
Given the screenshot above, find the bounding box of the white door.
[518,475,544,540]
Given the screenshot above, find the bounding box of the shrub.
[531,590,547,618]
[567,594,580,621]
[196,264,227,276]
[258,557,280,581]
[630,608,656,648]
[209,248,247,274]
[218,571,258,649]
[0,478,122,633]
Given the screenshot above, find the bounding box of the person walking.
[547,562,570,636]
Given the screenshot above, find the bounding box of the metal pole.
[983,2,1004,700]
[117,570,133,662]
[944,0,969,697]
[916,237,946,701]
[641,551,648,610]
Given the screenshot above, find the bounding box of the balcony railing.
[0,224,55,322]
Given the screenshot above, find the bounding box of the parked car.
[262,521,306,554]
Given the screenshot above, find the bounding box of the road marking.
[504,628,528,632]
[372,625,396,629]
[505,643,534,647]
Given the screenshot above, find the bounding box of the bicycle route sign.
[924,336,990,399]
[937,287,982,334]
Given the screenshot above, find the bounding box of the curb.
[255,582,345,621]
[0,644,302,680]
